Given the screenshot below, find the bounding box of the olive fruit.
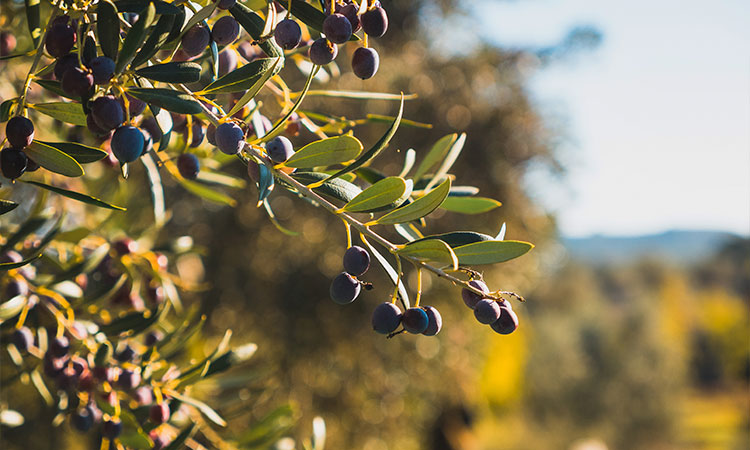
[309,38,338,65]
[371,302,402,334]
[343,245,370,276]
[360,6,388,38]
[421,306,443,336]
[402,307,429,334]
[149,403,170,424]
[181,24,210,57]
[490,305,519,335]
[49,336,70,358]
[474,299,501,324]
[215,122,245,155]
[1,148,28,180]
[87,56,115,85]
[274,19,302,50]
[461,280,489,309]
[90,96,125,131]
[212,16,240,46]
[266,136,294,163]
[61,66,94,97]
[45,18,77,57]
[6,116,34,148]
[330,272,361,304]
[102,418,123,439]
[111,126,145,163]
[177,153,200,179]
[11,327,34,352]
[351,47,379,79]
[322,13,352,44]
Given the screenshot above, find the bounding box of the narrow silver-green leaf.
[257,163,274,205]
[285,135,363,168]
[440,196,502,214]
[0,98,16,122]
[343,176,412,213]
[168,392,227,427]
[424,132,466,191]
[292,171,362,204]
[259,65,319,142]
[126,88,203,114]
[24,180,126,211]
[318,94,404,185]
[132,13,175,67]
[452,240,534,265]
[135,61,201,83]
[229,2,284,59]
[0,200,18,216]
[413,231,494,248]
[97,1,120,59]
[413,133,457,179]
[24,0,41,44]
[31,102,87,126]
[398,239,458,271]
[25,141,84,177]
[375,178,451,225]
[302,90,417,100]
[201,58,279,93]
[179,178,236,206]
[361,238,410,310]
[115,2,155,73]
[37,141,108,163]
[163,424,196,450]
[0,296,27,320]
[0,256,39,272]
[226,58,280,117]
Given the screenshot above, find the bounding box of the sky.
[472,0,750,238]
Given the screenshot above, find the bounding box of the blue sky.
[473,0,750,237]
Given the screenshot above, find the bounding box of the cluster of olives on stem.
[330,245,371,304]
[1,116,38,180]
[1,236,183,448]
[275,0,388,79]
[461,280,519,334]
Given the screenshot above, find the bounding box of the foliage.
[0,0,536,448]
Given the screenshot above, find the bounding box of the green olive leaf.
[24,180,126,210]
[343,176,412,213]
[413,133,457,180]
[375,178,451,225]
[135,61,202,83]
[115,2,155,74]
[24,0,41,45]
[126,88,203,114]
[31,101,87,126]
[452,240,534,265]
[412,231,494,248]
[229,2,284,59]
[132,13,176,67]
[201,58,280,94]
[397,239,458,271]
[37,140,108,164]
[440,196,502,214]
[285,135,363,168]
[25,141,84,177]
[97,1,120,59]
[361,238,410,310]
[292,171,362,204]
[0,199,19,216]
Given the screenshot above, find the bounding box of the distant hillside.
[562,230,742,265]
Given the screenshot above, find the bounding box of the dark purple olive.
[323,13,352,44]
[360,7,388,38]
[215,122,245,155]
[0,148,27,180]
[371,302,402,334]
[177,153,200,179]
[45,19,77,57]
[330,272,360,304]
[474,299,501,324]
[274,19,302,50]
[54,53,80,81]
[461,280,489,309]
[351,47,379,79]
[421,306,442,336]
[111,126,145,163]
[61,66,94,97]
[308,38,338,65]
[87,56,115,85]
[340,4,361,32]
[212,16,240,46]
[181,24,210,57]
[343,245,370,276]
[403,307,429,334]
[490,305,519,335]
[266,136,294,163]
[6,116,35,148]
[149,402,170,424]
[90,95,125,131]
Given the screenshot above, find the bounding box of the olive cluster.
[12,325,173,448]
[461,280,519,334]
[1,116,38,179]
[330,245,371,304]
[275,0,388,79]
[2,238,180,447]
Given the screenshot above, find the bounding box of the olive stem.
[18,1,62,114]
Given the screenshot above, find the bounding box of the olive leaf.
[97,1,120,60]
[375,178,451,225]
[285,135,363,168]
[343,177,412,213]
[452,240,534,265]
